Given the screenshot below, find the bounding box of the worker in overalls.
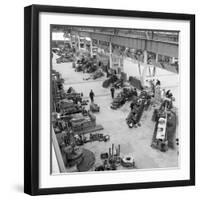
[89,89,95,103]
[133,88,138,97]
[110,86,115,99]
[130,101,134,110]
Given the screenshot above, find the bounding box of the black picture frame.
[24,4,195,196]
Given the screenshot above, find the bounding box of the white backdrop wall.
[0,0,199,199]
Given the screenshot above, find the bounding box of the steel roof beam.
[72,30,178,58]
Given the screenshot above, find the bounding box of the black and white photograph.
[51,25,180,174]
[23,4,195,195]
[0,0,198,198]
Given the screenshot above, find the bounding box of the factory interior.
[51,26,179,173]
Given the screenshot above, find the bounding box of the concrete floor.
[52,55,179,172]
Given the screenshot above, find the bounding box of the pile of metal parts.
[73,54,106,81]
[92,69,104,80]
[55,47,74,63]
[89,102,100,112]
[113,79,124,89]
[122,87,138,101]
[126,90,152,128]
[83,69,104,81]
[56,53,74,63]
[74,56,98,73]
[102,74,119,88]
[95,144,121,171]
[95,144,135,171]
[110,92,126,109]
[110,87,137,109]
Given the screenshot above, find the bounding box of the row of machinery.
[52,69,104,172]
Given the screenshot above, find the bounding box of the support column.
[77,35,80,50]
[109,42,112,70]
[84,39,86,50]
[153,66,156,77]
[68,33,72,48]
[148,66,152,77]
[143,50,148,64]
[90,39,93,57]
[138,62,141,77]
[155,53,159,63]
[118,56,121,74]
[141,64,147,87]
[120,56,124,72]
[141,50,148,87]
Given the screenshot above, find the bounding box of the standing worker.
[110,86,115,99]
[89,89,95,103]
[156,79,161,86]
[132,88,138,97]
[130,101,134,110]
